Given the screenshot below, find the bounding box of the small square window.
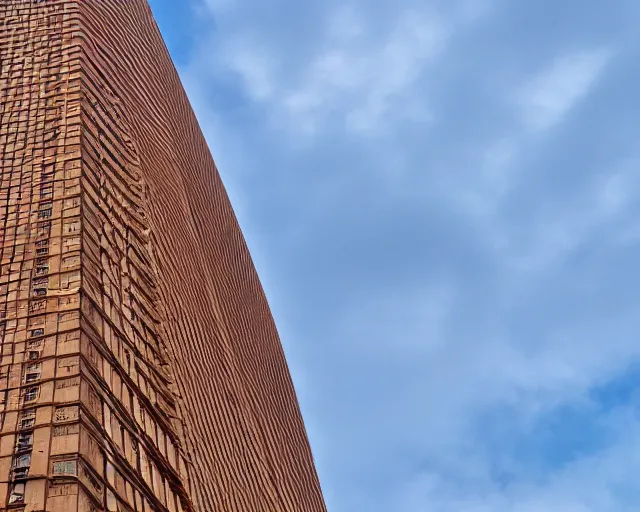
[20,418,35,430]
[13,454,31,468]
[8,483,24,504]
[24,373,40,383]
[16,433,32,451]
[52,460,77,476]
[24,387,38,402]
[20,409,36,420]
[13,467,29,479]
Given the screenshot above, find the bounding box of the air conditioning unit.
[8,492,24,504]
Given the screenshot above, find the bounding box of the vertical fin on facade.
[79,23,195,511]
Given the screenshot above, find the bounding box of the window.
[24,364,41,383]
[16,432,33,451]
[35,265,49,276]
[13,467,29,479]
[20,409,35,421]
[20,418,35,430]
[38,208,52,219]
[36,247,49,256]
[24,373,40,383]
[30,328,44,337]
[13,454,31,468]
[32,288,46,297]
[28,351,40,361]
[24,386,38,402]
[8,483,24,504]
[37,224,50,237]
[52,460,77,476]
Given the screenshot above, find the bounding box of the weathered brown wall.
[77,1,326,511]
[1,0,325,511]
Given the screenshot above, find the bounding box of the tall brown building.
[0,1,326,511]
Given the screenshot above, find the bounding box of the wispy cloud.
[516,48,612,131]
[198,5,450,137]
[308,8,447,135]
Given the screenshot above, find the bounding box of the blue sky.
[149,1,640,510]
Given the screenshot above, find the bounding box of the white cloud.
[193,4,449,137]
[448,47,619,272]
[390,406,640,512]
[198,0,235,16]
[221,36,279,101]
[502,159,640,275]
[516,48,612,131]
[284,8,448,136]
[341,10,448,134]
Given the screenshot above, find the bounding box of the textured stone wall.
[0,1,325,511]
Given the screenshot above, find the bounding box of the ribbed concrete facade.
[0,1,325,511]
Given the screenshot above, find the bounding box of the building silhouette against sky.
[0,1,325,510]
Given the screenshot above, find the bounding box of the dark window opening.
[24,387,38,402]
